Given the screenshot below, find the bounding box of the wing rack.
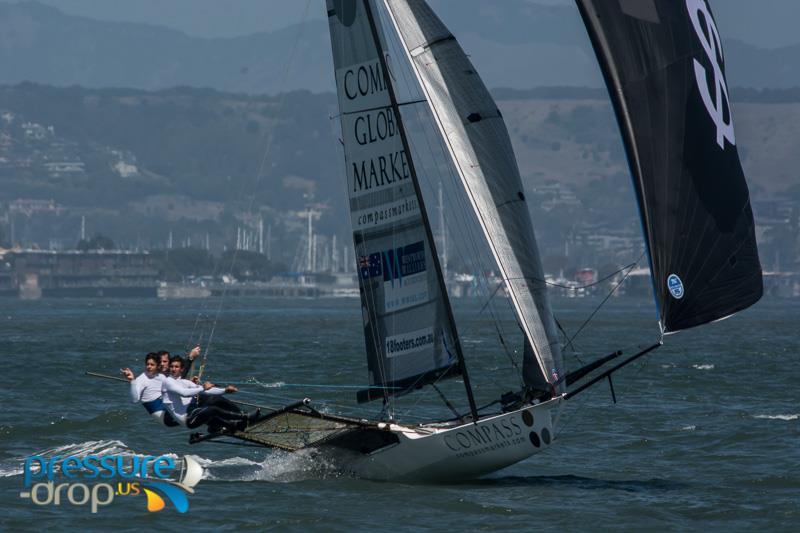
[188,399,375,451]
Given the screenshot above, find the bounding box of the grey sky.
[27,0,800,48]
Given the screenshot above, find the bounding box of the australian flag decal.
[358,241,426,282]
[358,253,383,280]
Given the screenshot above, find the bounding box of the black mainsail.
[576,0,763,333]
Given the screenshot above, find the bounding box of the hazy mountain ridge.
[0,2,334,94]
[0,83,796,214]
[1,1,799,94]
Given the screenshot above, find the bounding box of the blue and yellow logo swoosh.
[143,482,190,513]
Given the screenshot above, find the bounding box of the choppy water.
[0,296,797,531]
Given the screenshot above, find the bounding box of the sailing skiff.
[190,0,762,481]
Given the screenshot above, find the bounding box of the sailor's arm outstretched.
[122,352,179,427]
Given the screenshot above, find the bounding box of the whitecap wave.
[197,448,344,483]
[0,464,23,477]
[35,440,133,458]
[692,364,715,370]
[193,455,261,468]
[753,414,799,421]
[680,425,696,431]
[0,440,135,479]
[246,378,286,389]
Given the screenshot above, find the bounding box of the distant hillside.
[495,88,800,196]
[0,83,343,209]
[1,1,799,94]
[2,83,798,211]
[0,83,797,271]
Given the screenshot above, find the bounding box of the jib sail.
[383,0,564,394]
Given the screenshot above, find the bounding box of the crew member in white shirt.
[157,345,201,377]
[122,353,179,427]
[162,356,258,432]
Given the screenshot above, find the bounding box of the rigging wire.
[487,259,644,363]
[478,261,640,316]
[565,251,645,348]
[197,0,313,379]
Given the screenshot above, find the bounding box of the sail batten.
[576,0,763,333]
[383,0,564,393]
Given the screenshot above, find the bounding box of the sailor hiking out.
[162,356,259,432]
[122,352,179,427]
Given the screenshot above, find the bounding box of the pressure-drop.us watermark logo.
[18,454,203,513]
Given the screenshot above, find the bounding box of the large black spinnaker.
[576,0,762,333]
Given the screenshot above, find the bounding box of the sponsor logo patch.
[358,241,425,282]
[385,327,434,358]
[667,274,684,299]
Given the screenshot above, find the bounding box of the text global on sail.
[354,108,397,145]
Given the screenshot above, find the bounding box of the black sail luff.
[575,0,762,332]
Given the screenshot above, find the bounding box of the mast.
[258,216,264,254]
[438,182,447,281]
[307,209,313,272]
[267,224,272,261]
[361,0,478,421]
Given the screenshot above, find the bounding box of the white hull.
[331,396,564,481]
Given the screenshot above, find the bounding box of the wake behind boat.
[186,0,762,481]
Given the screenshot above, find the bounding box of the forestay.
[576,0,763,333]
[382,0,564,394]
[326,0,464,401]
